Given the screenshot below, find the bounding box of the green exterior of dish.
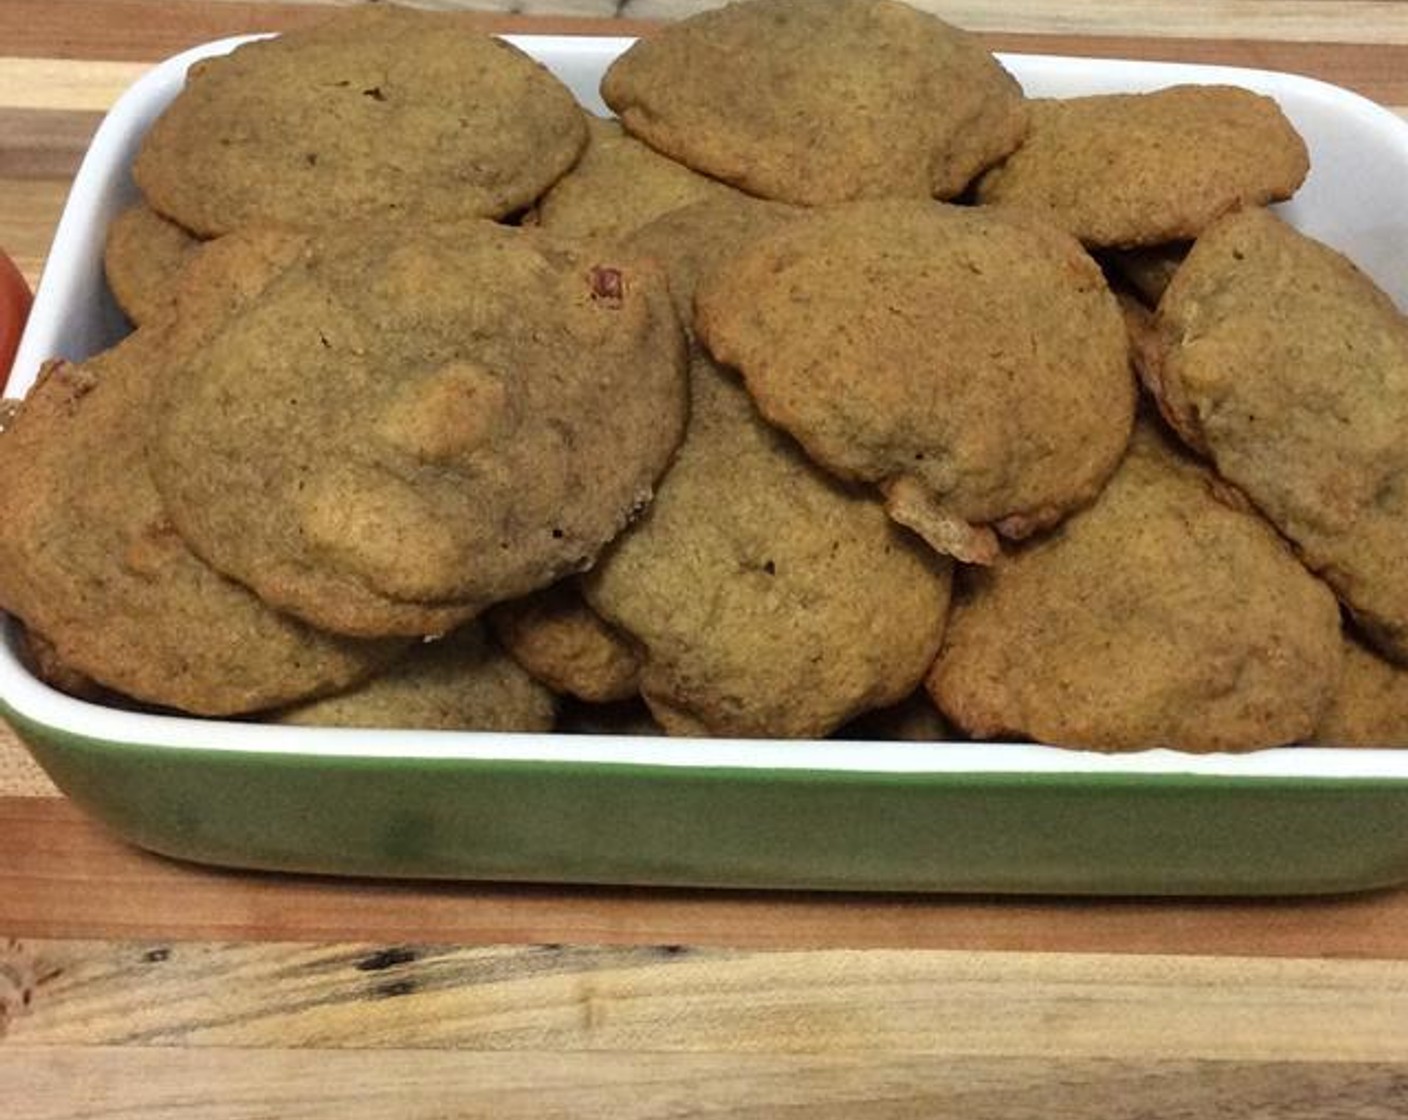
[10,702,1408,895]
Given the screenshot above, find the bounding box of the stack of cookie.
[3,0,1407,753]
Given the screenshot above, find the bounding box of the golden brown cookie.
[584,348,953,739]
[134,4,586,236]
[532,116,742,242]
[168,222,311,332]
[17,625,115,705]
[1139,207,1408,662]
[150,220,688,638]
[601,0,1027,206]
[976,87,1309,248]
[488,581,641,704]
[927,424,1343,752]
[695,199,1135,563]
[587,194,949,736]
[1114,289,1161,359]
[103,202,201,325]
[622,194,803,327]
[1313,636,1408,748]
[0,332,402,715]
[278,623,556,731]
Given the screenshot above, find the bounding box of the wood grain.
[631,0,1408,45]
[0,59,152,112]
[0,739,55,797]
[5,939,1407,1058]
[2,0,1408,109]
[5,1048,1407,1120]
[0,178,72,288]
[3,937,1407,1119]
[7,0,1408,52]
[0,109,103,180]
[0,1,663,62]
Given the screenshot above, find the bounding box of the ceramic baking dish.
[5,34,1408,895]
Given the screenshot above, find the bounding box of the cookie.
[584,348,953,739]
[489,580,641,704]
[532,115,742,242]
[601,0,1027,205]
[17,625,115,705]
[1114,289,1160,358]
[976,87,1308,247]
[591,196,948,736]
[103,202,200,325]
[134,4,586,236]
[1313,636,1408,748]
[928,424,1343,752]
[150,220,688,637]
[1139,207,1408,662]
[622,194,803,326]
[180,223,314,322]
[695,199,1135,563]
[277,622,556,731]
[0,331,402,715]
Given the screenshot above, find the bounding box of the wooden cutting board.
[3,3,1408,1115]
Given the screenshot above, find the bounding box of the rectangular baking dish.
[5,34,1408,895]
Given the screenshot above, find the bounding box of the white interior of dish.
[5,34,1408,779]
